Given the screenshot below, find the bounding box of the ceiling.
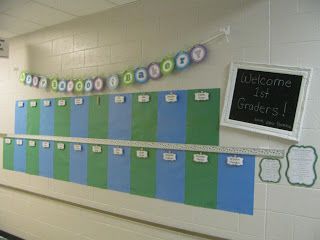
[0,0,137,38]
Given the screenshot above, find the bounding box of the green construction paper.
[53,142,70,181]
[27,99,40,135]
[54,98,71,137]
[88,95,109,139]
[185,152,218,208]
[130,148,156,197]
[87,145,108,188]
[186,89,220,145]
[131,93,158,141]
[26,141,39,175]
[3,139,14,170]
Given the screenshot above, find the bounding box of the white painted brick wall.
[0,0,320,239]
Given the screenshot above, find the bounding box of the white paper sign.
[115,96,125,103]
[92,145,102,153]
[136,150,148,158]
[58,99,66,106]
[286,145,317,187]
[42,141,50,148]
[75,98,83,105]
[30,101,37,107]
[227,156,243,166]
[73,144,82,151]
[28,140,36,147]
[113,147,123,155]
[259,158,281,183]
[57,143,65,150]
[163,152,176,161]
[193,154,208,163]
[18,101,24,108]
[43,100,51,107]
[165,94,177,103]
[195,92,209,101]
[138,95,150,103]
[16,139,23,146]
[5,139,11,144]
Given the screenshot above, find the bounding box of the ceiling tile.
[109,0,137,4]
[0,0,30,13]
[5,1,74,26]
[33,0,116,16]
[0,13,42,35]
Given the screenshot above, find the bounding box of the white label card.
[5,139,11,144]
[58,99,66,106]
[28,140,36,147]
[18,101,24,108]
[193,154,208,163]
[195,92,209,101]
[115,96,125,103]
[16,139,23,146]
[163,152,176,161]
[138,95,150,103]
[73,144,82,151]
[43,100,51,107]
[30,101,37,107]
[136,150,148,158]
[113,147,123,155]
[227,156,243,166]
[92,145,102,153]
[42,141,50,148]
[165,94,178,103]
[57,143,65,150]
[75,98,83,105]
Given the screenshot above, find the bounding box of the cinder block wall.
[0,0,320,239]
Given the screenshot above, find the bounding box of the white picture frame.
[221,62,312,141]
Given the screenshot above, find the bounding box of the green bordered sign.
[286,145,317,187]
[122,70,135,85]
[160,57,175,75]
[259,158,281,183]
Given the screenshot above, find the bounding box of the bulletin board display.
[221,62,311,141]
[3,138,255,215]
[14,88,220,146]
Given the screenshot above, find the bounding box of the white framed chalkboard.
[221,62,312,141]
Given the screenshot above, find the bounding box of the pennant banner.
[19,44,207,93]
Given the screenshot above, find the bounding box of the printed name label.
[113,147,123,155]
[43,100,51,107]
[193,154,208,163]
[163,152,176,161]
[28,140,36,147]
[165,94,178,103]
[73,144,82,151]
[195,92,209,101]
[138,95,150,103]
[115,96,125,103]
[57,143,65,150]
[92,145,102,153]
[42,141,50,148]
[18,101,24,108]
[74,98,83,105]
[5,139,11,144]
[227,156,243,166]
[16,139,23,146]
[58,99,66,106]
[30,101,37,107]
[136,150,148,158]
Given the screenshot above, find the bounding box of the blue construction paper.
[13,139,26,172]
[156,150,185,203]
[70,96,88,137]
[108,94,132,140]
[157,90,187,143]
[15,100,27,134]
[40,99,55,136]
[69,143,87,185]
[107,146,130,192]
[217,153,255,215]
[39,141,54,178]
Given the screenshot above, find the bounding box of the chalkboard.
[221,62,311,141]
